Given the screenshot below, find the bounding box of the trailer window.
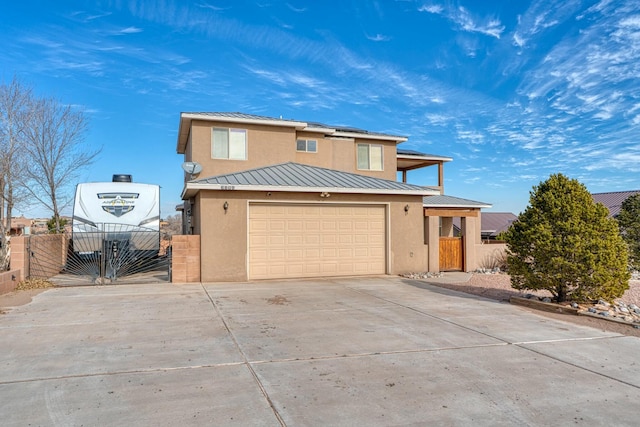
[212,128,247,160]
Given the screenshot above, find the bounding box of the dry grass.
[15,278,56,291]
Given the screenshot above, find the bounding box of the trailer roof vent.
[112,174,132,183]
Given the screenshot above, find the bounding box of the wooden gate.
[439,237,463,271]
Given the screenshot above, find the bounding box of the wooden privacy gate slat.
[439,237,463,271]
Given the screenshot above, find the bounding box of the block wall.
[0,269,21,295]
[171,235,201,283]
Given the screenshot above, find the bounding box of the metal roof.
[592,190,640,217]
[452,212,517,236]
[480,212,517,236]
[184,112,306,126]
[422,194,492,208]
[397,148,453,161]
[182,162,440,199]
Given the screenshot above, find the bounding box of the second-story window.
[357,144,383,171]
[212,128,247,160]
[296,139,317,153]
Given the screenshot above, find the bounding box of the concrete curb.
[577,310,640,327]
[509,296,579,315]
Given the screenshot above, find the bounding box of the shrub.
[617,194,640,271]
[504,174,630,303]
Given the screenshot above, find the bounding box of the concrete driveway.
[2,276,640,426]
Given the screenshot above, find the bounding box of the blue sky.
[2,0,640,218]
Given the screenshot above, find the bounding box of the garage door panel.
[304,263,321,274]
[322,263,338,274]
[249,204,386,280]
[269,236,286,245]
[354,247,369,257]
[321,235,336,244]
[322,248,338,258]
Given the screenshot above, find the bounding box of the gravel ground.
[427,273,640,338]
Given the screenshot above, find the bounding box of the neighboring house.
[480,212,518,239]
[4,216,32,236]
[177,112,491,282]
[453,212,517,240]
[592,190,640,218]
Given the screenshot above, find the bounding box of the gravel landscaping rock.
[408,271,640,338]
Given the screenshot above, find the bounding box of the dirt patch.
[267,295,290,305]
[427,273,640,338]
[0,288,48,312]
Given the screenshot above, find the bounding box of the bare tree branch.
[0,76,33,270]
[22,96,100,233]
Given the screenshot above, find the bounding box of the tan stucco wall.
[185,120,397,181]
[461,217,477,271]
[194,190,428,282]
[475,242,507,270]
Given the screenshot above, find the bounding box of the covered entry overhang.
[422,194,492,272]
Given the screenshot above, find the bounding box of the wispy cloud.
[286,4,307,13]
[510,0,575,48]
[419,3,505,39]
[117,26,143,34]
[366,33,391,42]
[196,2,230,12]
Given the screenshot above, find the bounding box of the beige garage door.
[249,204,386,280]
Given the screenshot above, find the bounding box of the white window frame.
[212,128,247,160]
[296,139,317,153]
[356,143,383,171]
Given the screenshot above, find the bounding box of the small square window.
[296,139,317,153]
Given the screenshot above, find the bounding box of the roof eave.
[423,203,493,209]
[332,131,407,143]
[397,154,453,162]
[182,182,439,200]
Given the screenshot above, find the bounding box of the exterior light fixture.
[320,192,331,198]
[404,204,410,213]
[223,201,229,212]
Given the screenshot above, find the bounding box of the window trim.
[212,127,247,160]
[356,143,384,171]
[296,139,317,153]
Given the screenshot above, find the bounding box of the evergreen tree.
[504,174,630,302]
[617,194,640,271]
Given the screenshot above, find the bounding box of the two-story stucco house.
[177,112,490,282]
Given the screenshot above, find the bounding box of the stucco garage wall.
[196,190,428,282]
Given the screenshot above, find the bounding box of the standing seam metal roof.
[182,112,407,139]
[423,194,492,208]
[190,162,434,192]
[591,190,640,217]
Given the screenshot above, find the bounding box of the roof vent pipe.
[112,174,132,183]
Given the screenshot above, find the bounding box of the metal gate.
[27,223,171,286]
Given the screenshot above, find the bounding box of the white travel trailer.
[71,174,160,257]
